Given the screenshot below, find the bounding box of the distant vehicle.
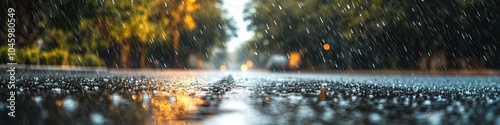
[265,55,289,71]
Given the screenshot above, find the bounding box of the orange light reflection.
[143,78,204,124]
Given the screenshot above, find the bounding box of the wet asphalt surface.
[1,70,500,125]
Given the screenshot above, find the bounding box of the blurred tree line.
[0,0,235,68]
[242,0,499,70]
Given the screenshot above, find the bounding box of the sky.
[222,0,253,53]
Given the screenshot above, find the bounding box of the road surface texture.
[1,70,500,125]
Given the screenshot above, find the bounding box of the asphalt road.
[1,70,500,125]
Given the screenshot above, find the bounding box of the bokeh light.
[246,60,254,68]
[323,43,330,51]
[220,65,227,71]
[241,64,248,71]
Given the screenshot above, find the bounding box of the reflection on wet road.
[1,71,228,125]
[1,71,500,125]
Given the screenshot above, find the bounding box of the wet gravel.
[1,71,500,125]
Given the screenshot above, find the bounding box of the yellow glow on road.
[131,95,137,100]
[241,64,248,71]
[264,96,270,103]
[55,100,62,106]
[246,60,254,68]
[220,65,227,71]
[323,43,331,51]
[150,90,203,123]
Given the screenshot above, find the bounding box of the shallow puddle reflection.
[0,75,214,125]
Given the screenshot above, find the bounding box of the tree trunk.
[347,50,353,70]
[173,30,180,50]
[391,57,398,69]
[140,48,147,68]
[120,42,131,68]
[173,29,180,67]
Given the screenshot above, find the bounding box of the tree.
[0,0,107,66]
[1,0,235,68]
[80,0,163,68]
[182,0,236,65]
[157,0,235,68]
[245,0,405,69]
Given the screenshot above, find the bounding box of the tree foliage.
[245,0,499,70]
[0,0,235,68]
